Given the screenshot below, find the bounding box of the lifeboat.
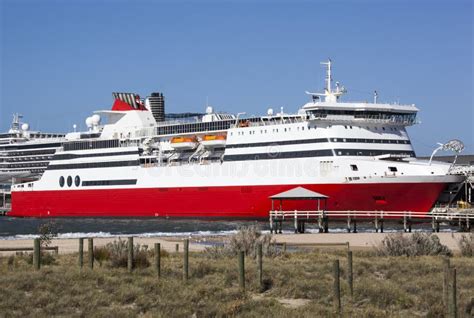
[200,134,226,148]
[170,136,198,150]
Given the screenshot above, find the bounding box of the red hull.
[8,182,446,218]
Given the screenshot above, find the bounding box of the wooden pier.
[269,209,474,234]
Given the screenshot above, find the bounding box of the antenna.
[306,59,346,103]
[320,59,332,93]
[374,90,378,103]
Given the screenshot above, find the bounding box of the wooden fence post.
[239,251,245,291]
[449,268,457,318]
[443,257,450,315]
[347,250,353,299]
[128,237,134,273]
[33,238,41,270]
[88,238,94,269]
[155,243,161,277]
[257,243,263,290]
[183,239,189,281]
[333,259,341,314]
[78,238,84,268]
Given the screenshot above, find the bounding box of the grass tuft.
[457,233,474,257]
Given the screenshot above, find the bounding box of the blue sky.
[1,0,472,156]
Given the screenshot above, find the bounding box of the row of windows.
[1,156,53,163]
[226,138,410,149]
[82,179,137,186]
[59,176,137,187]
[224,149,334,161]
[63,139,120,151]
[59,176,80,188]
[0,133,64,139]
[0,162,49,168]
[330,138,410,144]
[335,149,415,157]
[308,109,417,122]
[1,149,57,157]
[224,148,415,162]
[158,120,235,136]
[230,124,402,136]
[0,142,62,151]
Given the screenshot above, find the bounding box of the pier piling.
[175,243,179,253]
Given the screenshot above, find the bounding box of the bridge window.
[389,167,397,172]
[350,164,358,171]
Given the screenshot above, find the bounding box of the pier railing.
[269,209,473,234]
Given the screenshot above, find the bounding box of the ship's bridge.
[302,101,419,126]
[302,60,419,126]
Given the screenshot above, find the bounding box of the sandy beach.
[0,232,466,256]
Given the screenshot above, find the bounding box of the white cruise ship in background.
[0,114,65,184]
[9,60,464,218]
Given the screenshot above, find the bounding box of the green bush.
[37,221,61,248]
[376,233,452,257]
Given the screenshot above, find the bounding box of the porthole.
[75,176,81,187]
[59,176,65,188]
[67,176,72,187]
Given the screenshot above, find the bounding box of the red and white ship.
[8,61,464,218]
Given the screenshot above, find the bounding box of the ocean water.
[0,217,456,240]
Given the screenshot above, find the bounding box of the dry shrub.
[20,252,57,265]
[93,246,110,266]
[376,233,452,257]
[204,225,279,259]
[457,233,474,257]
[105,238,150,268]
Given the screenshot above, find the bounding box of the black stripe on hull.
[47,160,139,170]
[82,179,137,186]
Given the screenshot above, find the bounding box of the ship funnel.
[112,92,144,110]
[147,92,165,122]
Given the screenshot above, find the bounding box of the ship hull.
[9,182,447,218]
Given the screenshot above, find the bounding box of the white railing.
[269,210,474,220]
